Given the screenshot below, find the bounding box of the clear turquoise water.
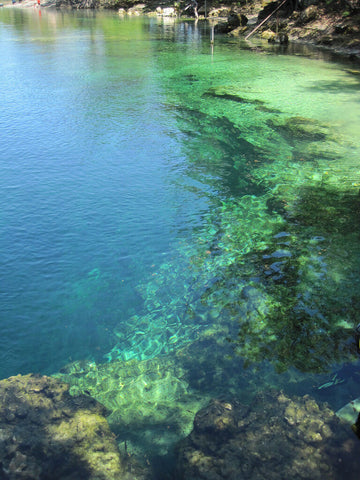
[0,10,214,375]
[1,6,360,464]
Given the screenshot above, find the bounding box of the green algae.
[55,356,210,458]
[102,166,360,374]
[91,49,360,386]
[202,86,266,106]
[42,15,360,462]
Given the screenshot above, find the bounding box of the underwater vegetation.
[61,80,360,389]
[53,56,360,470]
[105,101,360,374]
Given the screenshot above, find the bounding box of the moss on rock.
[177,391,360,479]
[0,374,129,480]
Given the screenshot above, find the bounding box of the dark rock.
[227,12,248,28]
[208,7,230,17]
[215,13,248,34]
[258,0,293,23]
[267,116,330,142]
[202,86,264,105]
[277,32,289,43]
[317,34,334,45]
[177,392,360,480]
[268,32,289,44]
[215,21,232,34]
[0,374,127,480]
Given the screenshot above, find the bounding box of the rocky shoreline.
[1,374,360,479]
[2,0,360,62]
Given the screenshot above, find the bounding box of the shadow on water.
[227,184,360,375]
[240,37,360,66]
[288,184,360,233]
[305,78,360,94]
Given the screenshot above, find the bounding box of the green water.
[1,7,360,474]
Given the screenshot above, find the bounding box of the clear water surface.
[1,6,360,468]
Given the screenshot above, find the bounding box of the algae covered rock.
[0,374,128,480]
[177,392,360,479]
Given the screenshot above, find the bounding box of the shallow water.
[1,7,360,470]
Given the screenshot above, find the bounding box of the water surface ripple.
[1,9,360,436]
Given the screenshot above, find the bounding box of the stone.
[261,29,277,41]
[300,5,318,24]
[214,13,248,34]
[127,3,145,15]
[176,392,360,480]
[161,7,176,17]
[276,32,289,44]
[267,32,289,44]
[336,397,360,424]
[0,374,130,480]
[227,12,248,28]
[228,26,249,37]
[208,7,230,18]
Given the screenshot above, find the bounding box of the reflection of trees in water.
[148,17,205,44]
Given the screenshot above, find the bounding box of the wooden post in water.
[210,25,215,44]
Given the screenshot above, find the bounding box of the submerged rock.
[176,392,360,479]
[56,357,209,459]
[0,374,131,480]
[267,116,330,142]
[202,86,265,105]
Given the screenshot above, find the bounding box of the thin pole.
[245,0,288,40]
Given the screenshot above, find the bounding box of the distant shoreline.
[1,0,359,62]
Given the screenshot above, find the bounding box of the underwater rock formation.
[176,392,360,480]
[0,374,136,480]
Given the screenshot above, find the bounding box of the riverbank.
[2,0,359,61]
[243,0,360,61]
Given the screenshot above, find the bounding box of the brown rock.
[0,374,127,480]
[300,5,318,24]
[177,391,360,480]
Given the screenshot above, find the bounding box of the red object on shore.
[37,0,40,5]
